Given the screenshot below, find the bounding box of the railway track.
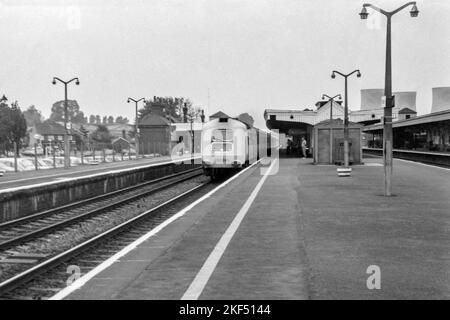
[0,168,210,299]
[0,167,202,250]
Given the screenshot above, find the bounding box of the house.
[112,137,130,152]
[28,121,77,147]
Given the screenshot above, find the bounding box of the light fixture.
[357,70,361,78]
[359,6,369,19]
[410,4,419,17]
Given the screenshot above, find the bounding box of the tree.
[115,116,130,124]
[237,113,254,127]
[89,115,96,124]
[95,115,101,124]
[102,116,107,124]
[50,100,85,123]
[0,97,27,154]
[79,125,89,139]
[108,116,114,124]
[23,105,43,127]
[90,125,112,146]
[138,96,193,120]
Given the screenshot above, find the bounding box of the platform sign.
[381,95,395,108]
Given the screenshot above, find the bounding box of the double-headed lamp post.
[359,2,419,196]
[52,77,80,169]
[331,70,361,169]
[127,97,146,159]
[322,94,342,122]
[322,94,342,163]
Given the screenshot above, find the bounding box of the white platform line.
[49,159,262,300]
[181,159,277,300]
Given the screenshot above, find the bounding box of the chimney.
[183,103,188,123]
[200,109,205,123]
[122,129,126,139]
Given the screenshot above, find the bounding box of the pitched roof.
[209,111,230,119]
[398,107,417,114]
[139,114,171,126]
[35,121,67,135]
[112,137,130,145]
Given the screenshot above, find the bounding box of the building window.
[406,115,411,119]
[270,115,276,121]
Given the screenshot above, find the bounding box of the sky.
[0,0,449,128]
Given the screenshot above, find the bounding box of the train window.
[270,115,276,120]
[211,129,233,142]
[212,143,232,151]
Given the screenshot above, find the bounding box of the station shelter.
[313,119,363,165]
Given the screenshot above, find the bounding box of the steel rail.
[0,167,201,230]
[0,168,203,250]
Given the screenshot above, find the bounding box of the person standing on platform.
[301,136,308,159]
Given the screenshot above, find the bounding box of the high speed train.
[201,117,277,178]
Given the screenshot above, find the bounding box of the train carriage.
[201,117,276,178]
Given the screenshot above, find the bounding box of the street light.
[322,94,342,164]
[359,2,419,196]
[322,94,342,122]
[331,70,361,170]
[127,97,146,159]
[52,77,80,168]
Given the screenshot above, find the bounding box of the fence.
[0,141,141,173]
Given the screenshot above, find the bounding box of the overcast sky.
[0,0,449,128]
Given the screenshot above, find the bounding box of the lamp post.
[331,70,361,169]
[52,77,80,169]
[127,97,146,159]
[322,94,342,164]
[359,2,419,196]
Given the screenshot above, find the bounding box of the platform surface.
[64,157,450,300]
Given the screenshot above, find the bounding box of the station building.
[137,101,205,156]
[363,87,450,152]
[264,87,450,157]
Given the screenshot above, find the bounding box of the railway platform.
[58,157,450,300]
[0,155,196,191]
